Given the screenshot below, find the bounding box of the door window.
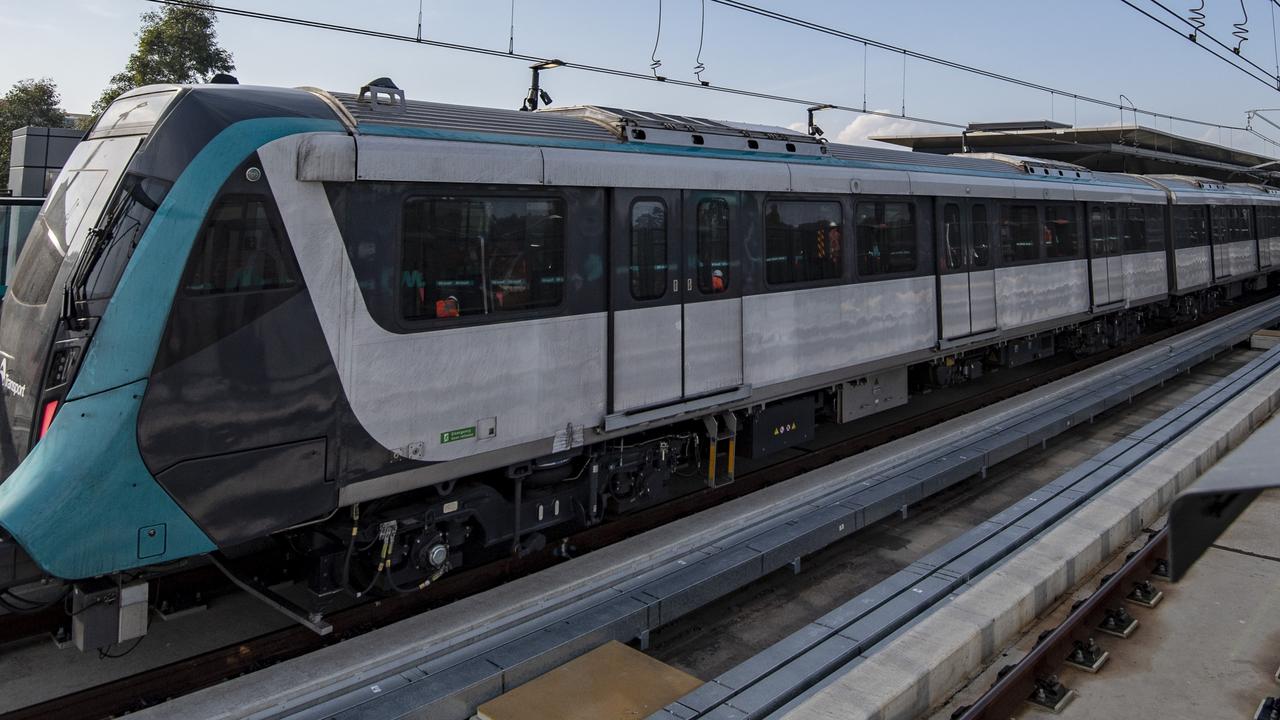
[942,203,963,271]
[630,199,668,300]
[696,198,730,293]
[971,204,991,268]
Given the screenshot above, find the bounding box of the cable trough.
[111,297,1280,720]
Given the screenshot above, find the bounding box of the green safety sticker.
[440,426,477,444]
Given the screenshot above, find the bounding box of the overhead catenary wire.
[709,0,1279,125]
[150,0,1278,154]
[1127,0,1280,89]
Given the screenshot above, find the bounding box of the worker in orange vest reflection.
[435,295,460,318]
[711,269,726,293]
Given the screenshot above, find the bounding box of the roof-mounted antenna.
[807,104,833,139]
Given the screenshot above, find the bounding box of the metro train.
[0,79,1277,619]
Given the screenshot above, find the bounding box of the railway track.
[0,295,1266,720]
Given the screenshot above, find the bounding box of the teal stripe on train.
[0,117,342,579]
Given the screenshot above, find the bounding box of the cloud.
[790,111,949,148]
[831,112,949,147]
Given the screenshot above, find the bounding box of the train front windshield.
[0,89,176,472]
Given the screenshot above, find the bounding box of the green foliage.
[89,0,234,122]
[0,78,66,193]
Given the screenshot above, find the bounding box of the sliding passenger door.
[937,200,996,340]
[937,201,971,339]
[681,191,743,398]
[968,203,997,333]
[609,189,684,413]
[1088,204,1122,307]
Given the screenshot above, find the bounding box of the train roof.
[1144,174,1280,205]
[113,82,1276,204]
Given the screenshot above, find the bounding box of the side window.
[400,196,565,320]
[185,197,297,295]
[941,203,963,271]
[765,200,843,284]
[971,204,991,268]
[696,198,730,293]
[1043,205,1079,258]
[999,204,1040,263]
[1144,206,1166,251]
[630,200,668,300]
[855,201,916,276]
[1173,206,1208,249]
[1123,206,1147,254]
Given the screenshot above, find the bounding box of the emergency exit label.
[440,426,477,444]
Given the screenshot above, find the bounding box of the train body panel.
[995,260,1089,330]
[742,276,937,388]
[1214,238,1259,280]
[1122,250,1169,305]
[1173,246,1213,293]
[7,83,1280,590]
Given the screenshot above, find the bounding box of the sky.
[5,0,1280,155]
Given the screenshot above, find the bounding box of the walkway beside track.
[131,297,1280,720]
[654,340,1280,719]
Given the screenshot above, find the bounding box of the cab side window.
[184,197,297,295]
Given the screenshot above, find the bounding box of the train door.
[608,189,744,414]
[1089,204,1122,307]
[937,201,971,339]
[610,189,684,413]
[937,201,996,340]
[968,202,997,333]
[681,190,743,398]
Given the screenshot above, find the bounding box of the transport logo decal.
[0,358,27,399]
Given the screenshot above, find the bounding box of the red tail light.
[38,400,58,440]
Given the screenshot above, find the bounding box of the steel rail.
[954,527,1170,720]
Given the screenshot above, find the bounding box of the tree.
[89,0,234,122]
[0,79,66,193]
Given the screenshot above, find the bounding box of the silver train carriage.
[0,80,1274,607]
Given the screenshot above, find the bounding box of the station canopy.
[872,120,1280,183]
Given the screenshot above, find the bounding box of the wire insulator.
[694,0,708,85]
[1234,0,1249,54]
[1188,0,1205,41]
[650,0,665,80]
